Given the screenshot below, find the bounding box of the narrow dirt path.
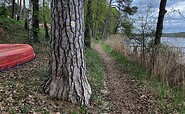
[94,44,151,114]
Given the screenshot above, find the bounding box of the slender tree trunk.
[19,0,22,19]
[16,0,20,20]
[43,0,92,106]
[102,0,112,39]
[151,0,167,75]
[23,0,27,30]
[23,0,25,18]
[154,0,167,45]
[11,0,15,19]
[28,0,33,45]
[42,0,50,40]
[84,0,92,48]
[32,0,40,43]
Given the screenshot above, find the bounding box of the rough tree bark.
[16,0,20,20]
[154,0,167,45]
[19,0,22,19]
[44,0,92,106]
[23,0,27,30]
[11,0,15,19]
[32,0,40,43]
[42,0,50,40]
[23,0,25,18]
[84,0,92,48]
[28,0,33,45]
[151,0,167,75]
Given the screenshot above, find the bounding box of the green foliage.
[121,18,134,38]
[0,17,27,44]
[109,7,121,34]
[124,6,138,15]
[38,2,51,23]
[85,0,121,37]
[0,5,9,17]
[90,0,108,33]
[84,0,137,38]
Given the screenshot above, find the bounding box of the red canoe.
[0,44,35,71]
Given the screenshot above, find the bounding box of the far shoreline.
[162,32,185,38]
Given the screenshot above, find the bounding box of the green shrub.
[0,5,9,17]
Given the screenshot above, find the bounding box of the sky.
[132,0,185,33]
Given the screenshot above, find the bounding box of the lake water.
[162,37,185,53]
[126,37,185,63]
[162,37,185,63]
[162,37,185,48]
[126,37,185,52]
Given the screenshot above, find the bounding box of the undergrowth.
[0,17,28,44]
[102,42,185,113]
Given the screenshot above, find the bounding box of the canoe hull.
[0,44,35,71]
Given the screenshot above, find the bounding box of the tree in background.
[101,0,112,39]
[28,0,33,45]
[41,0,50,40]
[43,0,92,106]
[124,0,156,64]
[150,0,167,74]
[11,0,15,18]
[32,0,40,43]
[16,0,19,20]
[84,0,92,48]
[19,0,22,19]
[23,0,28,30]
[90,0,108,38]
[84,0,129,41]
[0,0,9,17]
[109,7,121,34]
[101,0,137,38]
[154,0,167,45]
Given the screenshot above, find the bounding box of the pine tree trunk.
[154,0,167,45]
[16,0,20,20]
[84,0,92,48]
[101,0,112,39]
[32,0,40,43]
[151,0,167,75]
[44,0,92,106]
[28,0,33,45]
[19,0,22,19]
[11,0,15,19]
[43,0,50,40]
[23,0,27,30]
[23,0,25,18]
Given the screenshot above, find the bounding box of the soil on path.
[94,44,151,114]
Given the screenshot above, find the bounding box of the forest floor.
[93,44,154,114]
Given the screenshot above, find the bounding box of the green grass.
[102,42,185,113]
[0,17,28,44]
[85,47,106,113]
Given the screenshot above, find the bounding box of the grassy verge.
[0,17,28,44]
[85,48,105,113]
[102,42,185,114]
